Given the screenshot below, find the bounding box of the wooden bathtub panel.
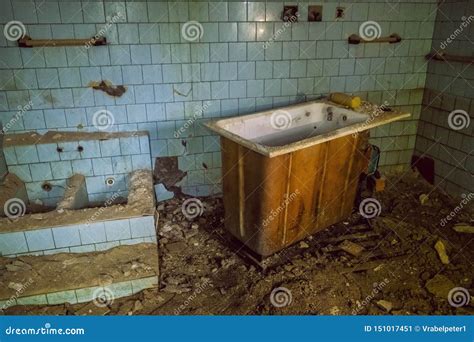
[284,143,327,246]
[316,135,356,229]
[242,149,290,255]
[341,132,371,216]
[220,131,370,256]
[220,137,242,240]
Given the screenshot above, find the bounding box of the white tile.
[0,232,28,256]
[104,219,131,241]
[52,225,81,248]
[25,229,55,252]
[79,223,106,244]
[129,216,155,238]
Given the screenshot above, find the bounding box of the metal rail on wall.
[426,51,474,64]
[18,35,107,48]
[348,33,402,44]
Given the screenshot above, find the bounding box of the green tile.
[229,2,247,22]
[16,294,48,305]
[131,276,159,294]
[238,23,256,42]
[47,290,77,305]
[219,23,237,42]
[209,2,228,22]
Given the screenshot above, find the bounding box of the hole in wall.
[41,182,52,192]
[308,5,323,22]
[282,5,298,22]
[336,7,345,19]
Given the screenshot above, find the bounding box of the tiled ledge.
[0,243,159,304]
[0,216,156,257]
[1,276,158,308]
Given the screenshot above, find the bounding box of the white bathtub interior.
[219,102,368,147]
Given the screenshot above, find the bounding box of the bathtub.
[206,99,410,256]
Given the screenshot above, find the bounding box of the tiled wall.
[415,0,473,196]
[0,1,438,196]
[0,215,156,257]
[3,134,152,205]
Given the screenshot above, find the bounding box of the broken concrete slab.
[155,184,174,202]
[376,300,393,312]
[56,174,88,210]
[339,240,365,257]
[0,243,159,308]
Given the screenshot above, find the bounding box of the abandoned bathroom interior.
[0,0,472,316]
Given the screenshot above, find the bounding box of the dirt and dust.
[4,170,473,316]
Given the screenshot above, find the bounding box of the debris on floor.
[4,171,473,315]
[155,183,175,202]
[339,240,365,257]
[453,223,474,234]
[434,240,450,265]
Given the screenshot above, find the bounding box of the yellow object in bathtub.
[329,92,361,109]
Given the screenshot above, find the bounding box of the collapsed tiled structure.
[0,131,158,306]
